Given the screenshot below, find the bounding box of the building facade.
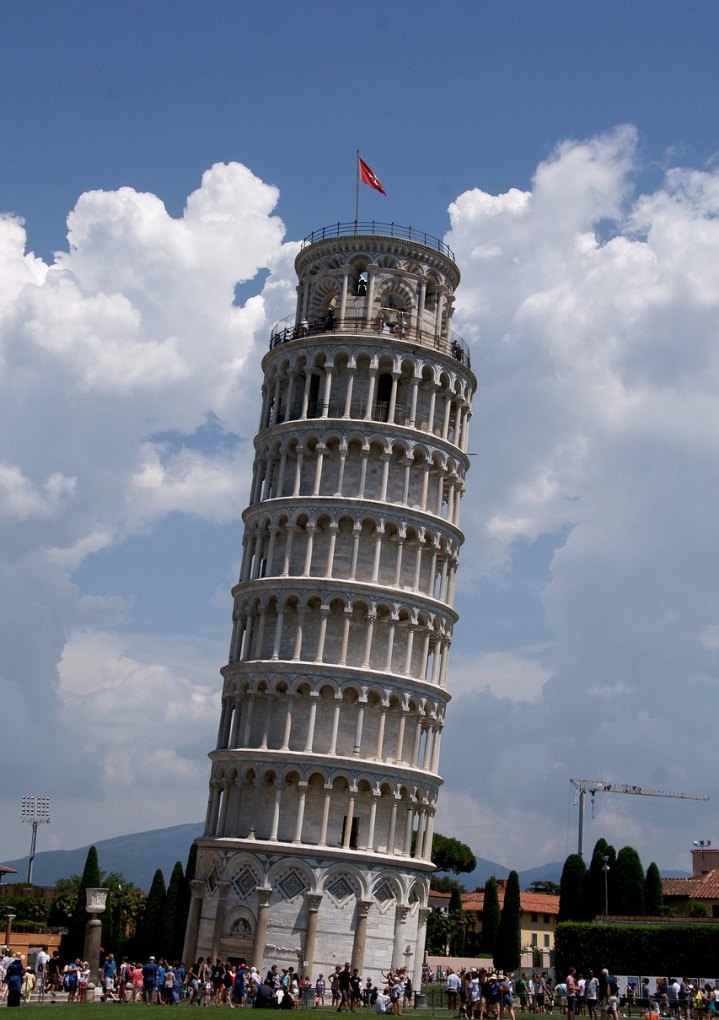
[184,222,475,984]
[461,885,560,955]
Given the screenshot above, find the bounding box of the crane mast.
[570,778,709,857]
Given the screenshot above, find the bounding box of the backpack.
[165,970,174,988]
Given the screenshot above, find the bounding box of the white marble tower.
[184,222,475,985]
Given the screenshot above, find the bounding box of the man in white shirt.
[36,947,50,991]
[447,970,461,1012]
[375,990,391,1014]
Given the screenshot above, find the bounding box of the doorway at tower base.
[186,844,431,986]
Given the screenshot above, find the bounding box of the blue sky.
[2,1,719,876]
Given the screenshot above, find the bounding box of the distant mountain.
[1,822,204,891]
[1,823,691,894]
[446,858,564,891]
[446,859,690,891]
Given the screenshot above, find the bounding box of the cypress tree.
[481,876,501,955]
[495,871,521,973]
[644,861,664,916]
[587,839,616,918]
[613,846,645,916]
[176,841,197,961]
[63,845,102,960]
[558,853,588,921]
[133,869,166,961]
[162,861,185,961]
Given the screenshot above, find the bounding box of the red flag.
[358,156,387,196]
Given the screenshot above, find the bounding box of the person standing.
[338,962,353,1013]
[5,954,24,1008]
[447,970,462,1013]
[35,945,50,995]
[47,950,61,996]
[586,970,599,1020]
[103,952,117,1001]
[21,966,36,1003]
[142,955,159,1003]
[566,969,578,1020]
[315,974,326,1007]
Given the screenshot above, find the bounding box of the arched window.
[376,373,392,422]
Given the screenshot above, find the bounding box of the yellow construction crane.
[570,778,709,857]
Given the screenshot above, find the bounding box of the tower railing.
[269,312,471,368]
[301,222,455,261]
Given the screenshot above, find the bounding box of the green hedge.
[556,922,719,976]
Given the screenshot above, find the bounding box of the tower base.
[184,840,431,988]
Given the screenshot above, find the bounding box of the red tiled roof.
[462,890,559,915]
[663,870,719,899]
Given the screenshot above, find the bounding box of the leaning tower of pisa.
[184,222,475,985]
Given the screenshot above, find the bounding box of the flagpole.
[355,149,360,228]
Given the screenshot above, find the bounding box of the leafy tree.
[495,871,521,973]
[429,876,466,893]
[162,861,185,962]
[688,900,709,918]
[613,846,645,916]
[587,839,616,918]
[48,877,81,927]
[431,833,477,875]
[102,872,144,958]
[426,908,452,955]
[644,862,664,916]
[448,886,467,955]
[0,892,51,925]
[527,880,560,895]
[62,845,102,960]
[481,876,501,955]
[559,853,588,921]
[132,868,166,960]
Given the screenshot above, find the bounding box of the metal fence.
[269,314,471,370]
[301,222,455,262]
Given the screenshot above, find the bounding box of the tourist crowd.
[5,943,718,1018]
[0,947,413,1012]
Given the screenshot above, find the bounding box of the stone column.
[305,692,319,752]
[211,880,231,959]
[293,782,308,844]
[351,899,373,972]
[253,887,273,972]
[413,907,430,990]
[182,878,205,965]
[339,267,350,324]
[303,893,323,977]
[391,904,411,969]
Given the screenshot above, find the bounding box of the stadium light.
[20,795,50,884]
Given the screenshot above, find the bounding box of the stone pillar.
[211,880,231,959]
[339,267,350,324]
[182,878,205,965]
[303,894,323,978]
[83,918,103,984]
[391,904,411,969]
[351,899,373,972]
[413,907,430,990]
[293,782,308,844]
[253,886,273,971]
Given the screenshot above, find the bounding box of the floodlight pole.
[21,795,51,883]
